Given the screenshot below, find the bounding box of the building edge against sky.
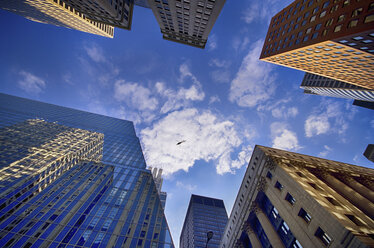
[180,194,228,248]
[0,93,174,248]
[220,145,374,248]
[260,0,374,90]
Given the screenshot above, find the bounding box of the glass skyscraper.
[0,93,174,248]
[180,194,228,248]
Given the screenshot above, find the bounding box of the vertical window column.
[255,209,285,248]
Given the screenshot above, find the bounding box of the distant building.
[301,72,374,102]
[364,144,374,163]
[0,93,174,247]
[148,0,227,48]
[180,194,228,248]
[260,0,374,89]
[353,100,374,110]
[61,0,134,30]
[0,0,114,37]
[220,145,374,248]
[149,167,168,208]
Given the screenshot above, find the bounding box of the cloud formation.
[319,145,332,157]
[229,40,276,107]
[18,71,46,95]
[84,44,106,63]
[141,108,250,175]
[270,122,301,151]
[207,34,218,51]
[305,101,349,137]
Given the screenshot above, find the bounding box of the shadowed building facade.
[260,0,374,89]
[0,0,114,37]
[220,145,374,248]
[147,0,226,48]
[180,194,228,248]
[0,93,174,248]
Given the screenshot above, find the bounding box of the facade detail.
[301,72,374,102]
[220,145,374,248]
[260,0,374,89]
[147,0,227,48]
[0,0,114,37]
[0,93,174,248]
[149,167,168,209]
[180,194,228,248]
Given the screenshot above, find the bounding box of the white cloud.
[209,95,220,104]
[84,44,106,63]
[141,108,250,176]
[208,34,218,51]
[114,80,158,111]
[232,36,250,52]
[229,40,276,108]
[304,101,349,138]
[209,59,231,68]
[271,122,301,151]
[156,64,205,114]
[319,145,332,157]
[18,71,46,95]
[176,181,197,192]
[209,59,231,83]
[272,106,298,119]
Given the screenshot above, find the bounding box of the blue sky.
[1,1,373,246]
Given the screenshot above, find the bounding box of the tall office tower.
[0,93,174,248]
[147,0,226,48]
[301,72,374,102]
[60,0,134,30]
[149,167,168,209]
[0,0,114,38]
[220,145,374,248]
[260,0,374,89]
[364,144,374,163]
[353,99,374,110]
[180,194,228,248]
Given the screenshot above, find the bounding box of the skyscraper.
[364,144,374,163]
[0,93,174,248]
[301,72,374,102]
[260,0,374,89]
[149,167,168,209]
[180,194,228,248]
[0,0,114,38]
[147,0,227,48]
[220,145,374,248]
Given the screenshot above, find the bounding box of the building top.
[190,194,226,208]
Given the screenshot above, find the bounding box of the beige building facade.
[220,145,374,248]
[0,0,114,38]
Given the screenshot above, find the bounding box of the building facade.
[147,0,226,48]
[364,144,374,163]
[0,0,114,37]
[180,194,228,248]
[220,145,374,248]
[61,0,134,30]
[301,72,374,102]
[0,93,174,248]
[150,167,168,209]
[260,0,374,89]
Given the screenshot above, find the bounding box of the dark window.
[345,214,364,226]
[275,181,283,190]
[315,23,322,30]
[298,208,312,223]
[315,227,332,246]
[285,193,296,205]
[325,196,340,206]
[266,171,273,179]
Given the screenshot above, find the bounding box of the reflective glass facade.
[180,194,228,248]
[0,93,174,248]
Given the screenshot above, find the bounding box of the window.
[345,214,364,226]
[325,196,340,206]
[303,36,309,42]
[275,181,283,190]
[285,193,296,205]
[266,171,273,179]
[280,221,290,235]
[312,32,319,39]
[325,18,333,26]
[315,227,332,246]
[315,23,322,30]
[320,10,326,18]
[365,14,374,23]
[334,24,342,32]
[292,240,303,248]
[313,7,319,14]
[348,19,358,27]
[342,0,349,7]
[352,7,363,17]
[310,15,316,22]
[306,27,312,34]
[337,14,345,22]
[298,208,312,223]
[322,1,330,8]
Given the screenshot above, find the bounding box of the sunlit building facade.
[148,0,227,48]
[0,0,114,37]
[260,0,374,89]
[180,194,228,248]
[220,145,374,248]
[0,93,174,248]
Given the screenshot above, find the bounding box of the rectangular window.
[364,14,374,23]
[275,181,283,190]
[266,171,273,179]
[298,208,312,223]
[315,227,332,246]
[285,193,296,205]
